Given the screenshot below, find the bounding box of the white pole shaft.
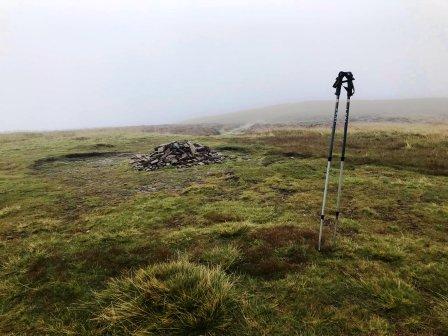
[318,97,340,251]
[318,160,332,250]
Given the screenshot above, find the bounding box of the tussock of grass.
[93,258,245,335]
[200,244,242,269]
[433,296,448,330]
[212,222,252,238]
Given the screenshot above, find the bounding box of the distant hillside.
[185,98,448,125]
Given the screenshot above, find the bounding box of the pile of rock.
[131,140,224,171]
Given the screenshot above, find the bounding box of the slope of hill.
[185,98,448,125]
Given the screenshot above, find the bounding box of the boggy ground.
[0,124,447,335]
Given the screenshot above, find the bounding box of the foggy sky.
[1,0,447,131]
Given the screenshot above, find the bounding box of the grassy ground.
[0,124,447,335]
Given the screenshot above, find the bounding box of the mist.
[1,0,447,132]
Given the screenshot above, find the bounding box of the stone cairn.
[131,140,224,171]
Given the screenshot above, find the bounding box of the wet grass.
[0,124,447,335]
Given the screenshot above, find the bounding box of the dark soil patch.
[92,143,115,149]
[130,244,175,264]
[261,150,312,166]
[31,151,131,170]
[74,245,135,278]
[204,211,242,224]
[280,151,313,158]
[74,242,175,279]
[235,225,321,279]
[215,144,251,153]
[251,225,319,249]
[27,253,69,282]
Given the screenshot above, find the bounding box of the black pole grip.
[332,71,345,96]
[333,71,355,97]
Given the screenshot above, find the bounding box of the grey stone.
[131,140,224,171]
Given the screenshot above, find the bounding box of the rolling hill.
[184,98,448,125]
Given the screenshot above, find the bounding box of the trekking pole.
[318,72,345,251]
[334,73,355,237]
[318,72,355,251]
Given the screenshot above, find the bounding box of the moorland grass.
[0,124,447,335]
[93,257,245,335]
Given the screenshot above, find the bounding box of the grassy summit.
[0,124,447,335]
